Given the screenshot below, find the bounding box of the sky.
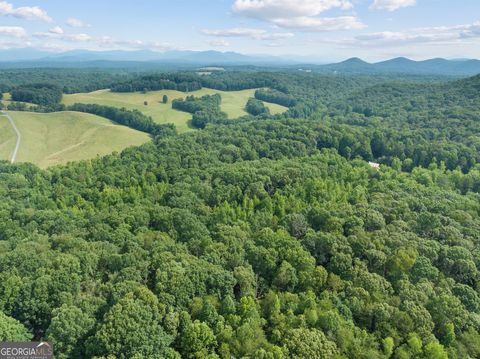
[0,0,479,61]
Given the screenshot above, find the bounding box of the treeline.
[110,71,289,94]
[0,68,131,93]
[172,94,227,129]
[111,73,202,93]
[68,103,175,136]
[6,101,65,112]
[255,88,297,107]
[11,83,62,107]
[199,72,287,92]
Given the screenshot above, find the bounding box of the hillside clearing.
[1,111,150,168]
[62,88,288,132]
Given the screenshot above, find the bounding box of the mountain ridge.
[0,49,479,75]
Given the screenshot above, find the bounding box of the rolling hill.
[0,111,151,168]
[0,115,16,161]
[63,88,288,132]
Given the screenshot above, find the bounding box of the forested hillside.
[326,74,480,173]
[0,69,479,358]
[0,68,132,94]
[0,117,479,358]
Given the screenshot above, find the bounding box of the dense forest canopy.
[172,94,227,129]
[0,68,132,94]
[0,68,479,358]
[255,88,297,107]
[10,83,62,107]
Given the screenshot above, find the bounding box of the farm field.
[62,88,288,132]
[1,111,150,168]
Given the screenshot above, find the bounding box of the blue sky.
[0,0,479,61]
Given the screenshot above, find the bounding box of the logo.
[0,342,53,359]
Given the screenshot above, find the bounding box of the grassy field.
[63,88,288,132]
[0,115,16,161]
[1,111,150,168]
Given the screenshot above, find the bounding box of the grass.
[1,111,150,168]
[63,88,288,132]
[0,114,16,162]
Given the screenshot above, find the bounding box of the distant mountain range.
[0,49,479,76]
[314,57,480,76]
[0,49,290,67]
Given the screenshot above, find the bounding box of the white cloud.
[35,42,68,51]
[0,28,173,51]
[0,40,31,49]
[202,27,294,40]
[68,33,91,42]
[49,26,64,35]
[370,0,416,12]
[98,36,144,48]
[232,0,363,31]
[272,16,365,31]
[98,36,173,51]
[33,31,92,42]
[209,39,230,47]
[0,25,26,37]
[66,18,90,28]
[0,27,176,52]
[233,0,353,19]
[0,1,52,22]
[336,21,480,48]
[460,23,480,39]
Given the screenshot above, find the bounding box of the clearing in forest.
[63,88,288,132]
[0,111,150,168]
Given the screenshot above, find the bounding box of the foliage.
[255,88,297,107]
[172,94,221,114]
[172,94,227,129]
[245,97,270,116]
[0,312,32,341]
[0,68,130,94]
[111,73,202,93]
[11,83,62,108]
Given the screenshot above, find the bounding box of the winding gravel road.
[1,111,21,163]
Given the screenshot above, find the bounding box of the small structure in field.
[369,162,380,170]
[197,67,225,75]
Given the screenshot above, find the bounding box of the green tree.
[180,320,217,358]
[284,328,338,359]
[0,311,31,341]
[46,305,95,359]
[86,287,172,359]
[245,98,270,116]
